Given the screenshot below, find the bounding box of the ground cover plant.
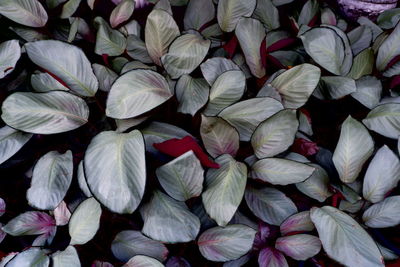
[1,0,400,266]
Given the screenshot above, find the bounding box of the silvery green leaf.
[253,0,279,31]
[126,35,152,64]
[10,26,49,42]
[0,0,48,27]
[2,211,55,236]
[60,0,81,19]
[378,244,399,261]
[1,91,89,134]
[141,191,200,243]
[77,161,92,197]
[280,211,314,236]
[296,164,333,202]
[0,40,21,79]
[217,0,256,32]
[235,18,265,78]
[145,9,180,66]
[219,97,284,142]
[275,234,321,261]
[84,130,146,214]
[251,158,314,185]
[376,21,400,73]
[229,211,258,230]
[0,126,32,165]
[200,57,240,86]
[198,224,256,262]
[27,151,73,210]
[106,69,173,119]
[176,75,209,116]
[31,72,69,92]
[358,16,383,40]
[111,230,169,262]
[112,57,129,73]
[363,196,400,228]
[200,116,240,158]
[245,186,297,225]
[363,145,400,203]
[122,255,163,267]
[285,152,309,163]
[377,8,400,29]
[321,7,336,25]
[333,116,374,183]
[52,246,81,267]
[94,17,127,56]
[315,76,356,100]
[251,109,299,158]
[184,0,215,30]
[110,0,134,28]
[154,0,172,14]
[115,115,150,133]
[348,26,372,56]
[156,151,204,201]
[347,48,374,80]
[270,63,321,108]
[363,103,400,139]
[119,20,141,36]
[272,0,293,6]
[339,200,364,213]
[161,33,210,79]
[202,154,247,226]
[6,248,49,267]
[310,206,384,267]
[351,76,382,109]
[204,70,246,116]
[298,0,319,26]
[121,61,156,73]
[26,41,97,96]
[68,197,101,245]
[92,64,118,92]
[298,110,313,136]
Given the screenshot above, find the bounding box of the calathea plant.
[1,0,400,266]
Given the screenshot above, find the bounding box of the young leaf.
[110,0,135,28]
[0,126,32,165]
[52,246,81,267]
[27,151,73,210]
[84,130,146,214]
[275,234,321,261]
[310,206,384,267]
[198,224,256,262]
[1,91,89,134]
[217,0,256,32]
[202,154,247,226]
[69,197,102,245]
[363,103,400,139]
[156,151,204,201]
[6,248,49,267]
[0,0,48,27]
[175,75,210,116]
[363,196,400,228]
[0,40,21,79]
[333,116,374,183]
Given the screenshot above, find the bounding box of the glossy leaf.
[31,72,69,92]
[184,0,215,30]
[351,76,382,109]
[92,64,118,92]
[253,0,279,31]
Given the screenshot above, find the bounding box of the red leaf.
[266,54,286,70]
[291,138,319,156]
[390,75,400,89]
[153,136,220,168]
[267,38,296,53]
[260,38,267,68]
[223,35,238,59]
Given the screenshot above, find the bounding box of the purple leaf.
[258,247,288,267]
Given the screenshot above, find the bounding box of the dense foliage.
[1,0,400,266]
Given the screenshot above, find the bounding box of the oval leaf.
[0,126,32,165]
[6,248,49,267]
[280,211,314,236]
[363,103,400,139]
[0,0,48,27]
[52,246,81,267]
[0,40,21,79]
[217,0,256,32]
[363,196,400,228]
[275,234,321,261]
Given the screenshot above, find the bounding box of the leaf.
[377,8,400,29]
[141,191,200,243]
[200,57,240,86]
[184,0,215,30]
[280,211,314,236]
[110,0,134,28]
[251,158,314,185]
[175,75,209,116]
[25,40,98,97]
[106,69,173,119]
[0,126,32,165]
[1,91,89,134]
[145,9,180,66]
[94,17,127,56]
[198,224,256,262]
[166,256,191,267]
[27,151,73,210]
[122,255,163,267]
[111,230,168,262]
[0,198,5,217]
[251,109,299,158]
[363,103,400,139]
[275,234,321,261]
[200,116,240,158]
[60,0,81,19]
[202,154,247,226]
[0,0,48,27]
[332,116,374,183]
[258,248,288,267]
[245,186,298,225]
[92,64,118,92]
[270,63,321,108]
[253,0,279,31]
[310,206,384,267]
[204,70,246,116]
[2,211,55,236]
[300,27,350,75]
[363,196,400,228]
[156,151,204,201]
[218,97,283,142]
[31,72,69,92]
[52,246,81,267]
[296,163,333,202]
[347,48,375,80]
[363,145,400,203]
[84,130,146,214]
[315,76,356,100]
[126,35,153,64]
[77,161,92,197]
[161,33,210,79]
[68,197,102,245]
[0,40,21,79]
[6,248,49,267]
[217,0,256,32]
[376,21,400,73]
[53,201,71,226]
[235,18,266,78]
[298,0,319,26]
[348,26,372,56]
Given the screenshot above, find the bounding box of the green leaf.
[68,197,102,245]
[92,63,118,92]
[200,57,240,86]
[106,69,173,119]
[175,75,209,116]
[347,48,374,79]
[253,0,279,31]
[1,91,89,134]
[198,224,256,262]
[310,206,384,267]
[0,0,48,27]
[25,40,98,97]
[0,126,32,165]
[348,26,372,56]
[0,40,21,79]
[94,17,127,56]
[217,0,256,32]
[376,21,400,73]
[202,154,247,226]
[31,72,69,92]
[126,35,152,64]
[298,0,319,26]
[84,130,146,214]
[184,0,215,30]
[377,8,400,29]
[314,76,356,100]
[296,164,333,202]
[351,76,382,109]
[52,246,81,267]
[333,116,374,183]
[60,0,81,19]
[363,103,400,139]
